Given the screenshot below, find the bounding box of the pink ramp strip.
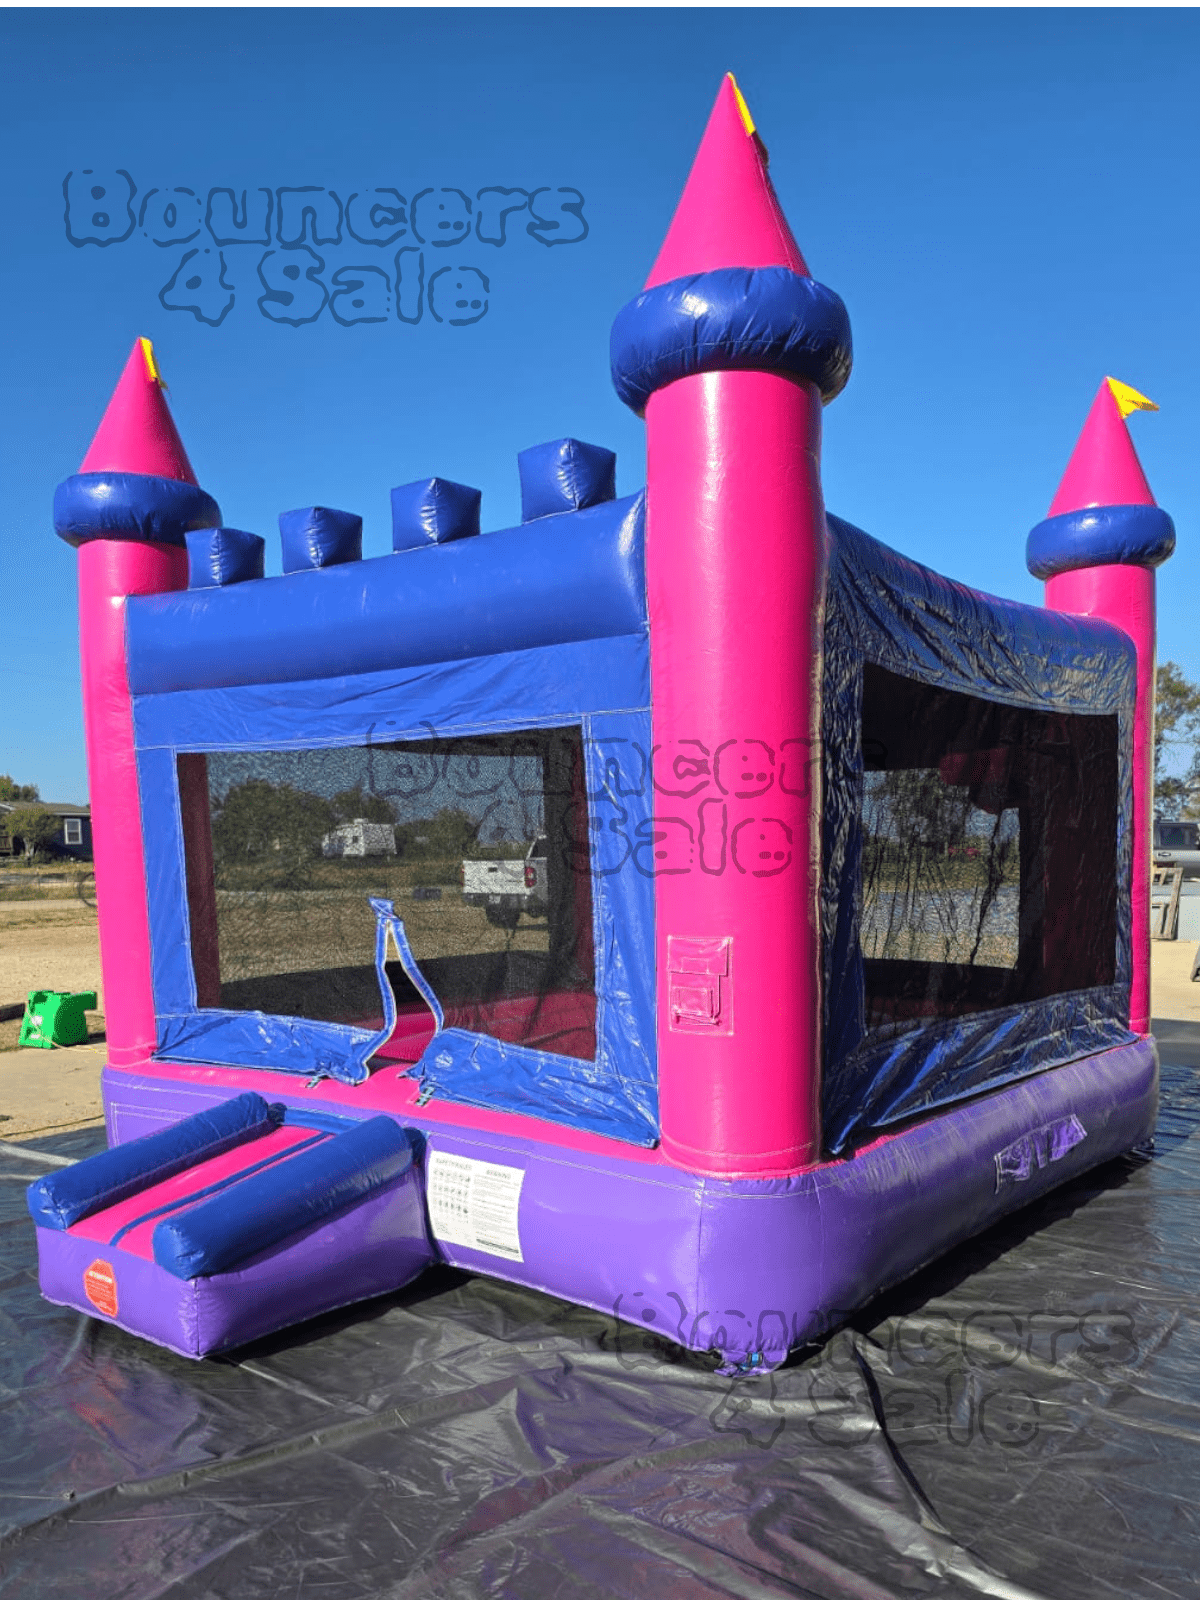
[68,1125,321,1260]
[80,338,199,483]
[646,75,809,287]
[1048,380,1156,516]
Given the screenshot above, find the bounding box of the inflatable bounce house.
[31,77,1175,1369]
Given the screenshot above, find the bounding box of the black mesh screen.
[861,664,1118,1034]
[178,729,596,1062]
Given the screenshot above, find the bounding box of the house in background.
[0,802,93,861]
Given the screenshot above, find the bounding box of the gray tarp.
[3,1025,1198,1599]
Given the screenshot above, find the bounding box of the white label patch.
[427,1151,526,1262]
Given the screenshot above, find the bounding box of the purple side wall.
[101,1038,1157,1370]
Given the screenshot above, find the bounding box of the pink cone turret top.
[54,338,221,549]
[79,337,199,483]
[645,74,810,287]
[1026,377,1173,582]
[1047,377,1158,516]
[610,75,851,415]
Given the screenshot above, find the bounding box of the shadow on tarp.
[1,1038,1198,1600]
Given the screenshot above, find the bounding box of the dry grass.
[216,884,548,981]
[0,867,95,905]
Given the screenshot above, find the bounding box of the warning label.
[427,1151,526,1262]
[84,1258,118,1318]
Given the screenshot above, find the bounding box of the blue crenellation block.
[185,527,266,589]
[518,438,616,522]
[390,477,481,552]
[279,506,363,573]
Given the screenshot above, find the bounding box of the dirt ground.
[0,896,106,1137]
[0,898,103,1013]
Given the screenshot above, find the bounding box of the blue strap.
[107,1131,328,1247]
[348,897,444,1079]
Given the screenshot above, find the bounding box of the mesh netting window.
[177,729,596,1062]
[860,664,1118,1033]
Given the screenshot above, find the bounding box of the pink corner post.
[636,78,839,1176]
[64,340,211,1066]
[1033,378,1175,1036]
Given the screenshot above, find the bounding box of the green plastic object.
[18,990,98,1050]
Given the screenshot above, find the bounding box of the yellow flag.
[1106,377,1157,420]
[727,74,757,138]
[139,337,166,389]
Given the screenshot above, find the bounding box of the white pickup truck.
[1153,818,1200,874]
[461,837,548,928]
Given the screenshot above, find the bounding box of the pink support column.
[610,77,853,1176]
[55,338,221,1067]
[647,369,827,1174]
[79,539,188,1063]
[1027,378,1175,1036]
[1046,564,1156,1030]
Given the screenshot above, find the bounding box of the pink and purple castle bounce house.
[29,78,1175,1370]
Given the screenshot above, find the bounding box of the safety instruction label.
[84,1258,118,1318]
[426,1151,526,1262]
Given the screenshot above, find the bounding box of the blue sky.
[3,8,1198,802]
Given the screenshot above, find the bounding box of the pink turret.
[79,338,200,484]
[644,76,809,286]
[55,340,221,1066]
[611,77,852,1175]
[1046,381,1156,517]
[1027,378,1176,1035]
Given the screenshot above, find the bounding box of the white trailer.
[322,818,397,858]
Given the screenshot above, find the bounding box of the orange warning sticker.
[84,1259,118,1318]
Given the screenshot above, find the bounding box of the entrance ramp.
[26,1093,433,1357]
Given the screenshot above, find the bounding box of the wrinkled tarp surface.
[3,1027,1200,1600]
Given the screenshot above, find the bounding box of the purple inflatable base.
[100,1039,1157,1371]
[35,1172,434,1360]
